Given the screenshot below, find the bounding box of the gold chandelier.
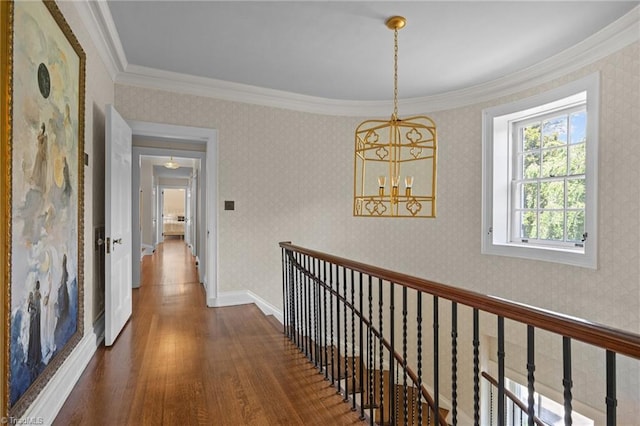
[353,16,437,218]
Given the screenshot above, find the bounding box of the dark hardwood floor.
[54,239,362,425]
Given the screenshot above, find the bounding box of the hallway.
[54,240,362,425]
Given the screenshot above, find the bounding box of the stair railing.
[482,371,546,426]
[280,242,640,426]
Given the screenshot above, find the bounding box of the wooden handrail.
[481,371,547,426]
[280,242,640,359]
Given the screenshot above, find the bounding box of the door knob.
[113,238,123,245]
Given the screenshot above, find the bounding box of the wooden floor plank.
[54,240,363,425]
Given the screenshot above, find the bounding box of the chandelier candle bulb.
[378,176,386,196]
[405,176,414,196]
[391,176,399,198]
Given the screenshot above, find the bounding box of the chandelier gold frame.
[353,16,437,218]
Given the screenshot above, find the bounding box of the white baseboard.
[209,290,283,325]
[247,290,283,324]
[141,243,154,258]
[22,314,105,425]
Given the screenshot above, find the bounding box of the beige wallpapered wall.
[57,1,114,328]
[115,42,639,422]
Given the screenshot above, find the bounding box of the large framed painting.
[1,0,85,417]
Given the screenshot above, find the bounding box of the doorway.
[128,121,218,306]
[162,188,186,240]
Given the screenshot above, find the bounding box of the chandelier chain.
[393,27,399,120]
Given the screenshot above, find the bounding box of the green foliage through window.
[514,107,586,243]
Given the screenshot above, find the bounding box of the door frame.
[128,120,218,304]
[134,148,203,264]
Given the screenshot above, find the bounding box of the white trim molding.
[482,73,599,269]
[22,315,105,424]
[127,121,218,299]
[73,0,127,81]
[75,2,639,116]
[210,290,284,325]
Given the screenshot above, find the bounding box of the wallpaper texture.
[57,1,114,331]
[115,42,639,422]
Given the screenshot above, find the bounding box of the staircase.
[292,335,450,425]
[281,242,640,426]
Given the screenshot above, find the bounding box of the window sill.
[482,240,596,269]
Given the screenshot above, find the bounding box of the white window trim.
[482,73,599,269]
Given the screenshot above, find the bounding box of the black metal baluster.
[389,283,396,425]
[527,326,535,426]
[378,278,384,425]
[312,257,318,367]
[312,256,315,362]
[368,276,374,424]
[329,262,335,385]
[318,260,327,378]
[289,251,295,340]
[283,250,290,338]
[318,259,324,373]
[563,337,573,426]
[473,308,480,426]
[434,296,440,426]
[336,265,342,393]
[402,286,408,426]
[342,267,348,397]
[520,406,523,426]
[343,269,349,400]
[498,316,505,426]
[316,258,322,369]
[281,248,287,335]
[417,291,423,426]
[350,270,357,409]
[606,350,617,426]
[490,383,494,425]
[451,301,458,426]
[396,362,400,425]
[307,256,313,360]
[295,252,302,349]
[298,253,304,353]
[300,255,309,356]
[359,272,365,420]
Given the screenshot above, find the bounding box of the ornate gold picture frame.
[2,0,85,417]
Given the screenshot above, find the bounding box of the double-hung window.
[482,74,599,268]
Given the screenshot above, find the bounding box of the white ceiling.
[105,1,637,102]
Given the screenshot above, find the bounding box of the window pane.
[567,210,585,242]
[523,152,540,179]
[542,115,568,147]
[567,179,585,208]
[523,123,541,151]
[540,181,564,209]
[569,111,587,144]
[520,211,538,239]
[569,143,585,175]
[539,211,565,241]
[521,183,538,209]
[542,147,567,177]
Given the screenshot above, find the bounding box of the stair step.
[319,345,362,381]
[288,335,450,426]
[373,381,449,425]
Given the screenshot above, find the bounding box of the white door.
[105,105,133,346]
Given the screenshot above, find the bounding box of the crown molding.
[79,3,639,116]
[74,0,127,82]
[116,65,395,117]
